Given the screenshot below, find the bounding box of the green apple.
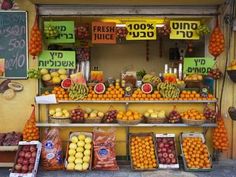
[84,149,91,156]
[75,163,83,171]
[71,136,78,143]
[75,158,83,164]
[68,156,75,163]
[75,152,83,159]
[84,137,92,144]
[76,147,84,153]
[77,141,85,147]
[40,68,48,75]
[84,143,91,150]
[66,163,75,170]
[69,143,77,150]
[82,162,89,170]
[68,149,76,156]
[78,134,86,141]
[83,155,90,163]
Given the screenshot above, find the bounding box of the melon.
[61,78,72,89]
[141,83,153,94]
[94,83,106,94]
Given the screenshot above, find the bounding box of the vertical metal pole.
[125,102,130,161]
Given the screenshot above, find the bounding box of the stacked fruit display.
[213,118,229,151]
[142,74,162,86]
[50,86,69,100]
[208,68,223,80]
[131,89,161,101]
[40,69,67,85]
[180,90,215,101]
[130,134,158,170]
[102,109,118,123]
[180,109,205,121]
[49,107,70,118]
[156,137,178,166]
[157,83,180,99]
[13,145,38,173]
[184,74,203,81]
[66,134,92,171]
[163,73,177,83]
[70,108,85,123]
[117,110,142,122]
[167,109,182,123]
[68,83,88,100]
[182,136,211,169]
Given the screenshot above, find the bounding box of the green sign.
[44,21,75,43]
[126,22,156,40]
[183,57,215,74]
[39,50,76,69]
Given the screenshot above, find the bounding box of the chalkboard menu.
[0,11,28,79]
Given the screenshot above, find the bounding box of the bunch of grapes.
[77,25,90,40]
[204,107,217,122]
[157,23,171,36]
[208,68,223,80]
[28,69,40,79]
[196,24,210,36]
[103,110,117,123]
[168,110,181,123]
[116,27,128,38]
[77,48,90,61]
[70,108,85,123]
[44,25,59,38]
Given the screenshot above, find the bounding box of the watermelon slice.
[94,83,106,94]
[141,83,153,94]
[61,78,72,89]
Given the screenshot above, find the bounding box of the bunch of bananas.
[196,24,210,36]
[157,83,180,98]
[68,83,88,100]
[142,74,161,86]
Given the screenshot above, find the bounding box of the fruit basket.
[129,132,158,171]
[146,117,166,123]
[185,80,203,88]
[65,132,93,172]
[84,117,102,123]
[49,117,71,123]
[182,117,205,125]
[117,119,142,125]
[227,70,236,83]
[155,134,179,169]
[179,132,212,172]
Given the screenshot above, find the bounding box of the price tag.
[183,57,215,74]
[126,22,156,40]
[170,20,200,40]
[39,50,76,69]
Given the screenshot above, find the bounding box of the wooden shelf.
[36,123,217,128]
[0,146,18,151]
[0,162,14,167]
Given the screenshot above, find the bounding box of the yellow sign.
[126,22,156,40]
[170,20,200,40]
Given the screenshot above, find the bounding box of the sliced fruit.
[141,83,153,94]
[61,78,72,89]
[8,82,24,92]
[3,89,15,100]
[94,83,106,94]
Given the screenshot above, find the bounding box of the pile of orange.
[130,135,157,169]
[181,109,205,120]
[179,90,215,101]
[51,86,69,100]
[213,118,229,151]
[182,137,211,169]
[131,88,161,101]
[117,110,142,121]
[86,82,125,101]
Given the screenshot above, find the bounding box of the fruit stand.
[0,0,235,175]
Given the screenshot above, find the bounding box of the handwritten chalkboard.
[0,11,28,79]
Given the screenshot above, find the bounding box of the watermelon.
[61,78,72,89]
[94,83,106,94]
[141,83,153,94]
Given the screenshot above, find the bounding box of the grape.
[204,107,217,122]
[196,24,210,36]
[157,23,171,36]
[208,68,223,80]
[44,25,59,38]
[70,108,85,123]
[168,110,181,123]
[116,27,128,39]
[27,69,40,79]
[103,110,117,123]
[77,25,89,40]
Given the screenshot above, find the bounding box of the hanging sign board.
[0,11,28,79]
[38,50,76,69]
[126,22,156,40]
[170,20,200,40]
[183,57,215,74]
[92,22,116,44]
[44,21,75,43]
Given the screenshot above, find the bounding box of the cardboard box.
[9,141,42,177]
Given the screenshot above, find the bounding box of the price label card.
[170,20,200,40]
[183,57,216,74]
[126,22,156,40]
[39,50,76,69]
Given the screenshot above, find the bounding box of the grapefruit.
[61,78,72,89]
[141,83,153,94]
[94,83,106,94]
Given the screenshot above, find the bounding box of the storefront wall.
[1,0,236,159]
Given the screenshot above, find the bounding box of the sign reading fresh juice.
[92,22,116,44]
[126,22,156,40]
[44,21,75,43]
[170,21,200,40]
[39,50,76,69]
[183,57,215,74]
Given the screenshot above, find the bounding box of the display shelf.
[36,123,217,127]
[0,146,18,151]
[57,100,217,104]
[0,162,14,167]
